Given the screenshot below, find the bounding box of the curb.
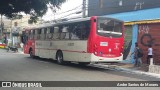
[116,67,160,78]
[90,64,160,78]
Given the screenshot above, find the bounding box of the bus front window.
[22,31,29,45]
[97,18,123,37]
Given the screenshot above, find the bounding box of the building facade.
[88,0,160,16]
[88,0,160,64]
[105,8,160,65]
[0,15,41,47]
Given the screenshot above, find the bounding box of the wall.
[138,23,160,65]
[123,26,132,60]
[88,0,160,16]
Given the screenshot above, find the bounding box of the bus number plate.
[100,42,108,46]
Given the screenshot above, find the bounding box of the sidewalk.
[91,63,160,78]
[115,63,149,72]
[116,63,160,78]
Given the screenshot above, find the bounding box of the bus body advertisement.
[23,16,124,64]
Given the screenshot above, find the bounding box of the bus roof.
[25,16,123,30]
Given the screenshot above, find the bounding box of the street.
[0,49,159,90]
[1,0,160,90]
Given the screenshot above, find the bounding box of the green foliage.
[8,14,23,20]
[28,16,39,24]
[0,0,66,23]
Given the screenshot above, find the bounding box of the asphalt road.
[0,49,159,90]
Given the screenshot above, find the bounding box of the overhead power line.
[50,4,83,15]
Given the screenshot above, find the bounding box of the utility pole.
[82,0,87,18]
[10,19,13,46]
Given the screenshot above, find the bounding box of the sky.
[42,0,83,21]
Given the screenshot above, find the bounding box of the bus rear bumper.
[90,54,123,63]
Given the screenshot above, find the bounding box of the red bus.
[22,16,124,65]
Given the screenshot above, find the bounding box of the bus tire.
[56,51,64,64]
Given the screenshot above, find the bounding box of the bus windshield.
[97,17,123,37]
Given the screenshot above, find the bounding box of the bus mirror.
[94,19,96,22]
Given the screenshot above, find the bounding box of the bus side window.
[73,23,85,40]
[34,29,38,40]
[67,26,72,40]
[29,30,32,40]
[58,26,63,40]
[48,27,54,39]
[79,21,90,40]
[80,24,86,40]
[37,29,41,40]
[40,28,44,40]
[42,28,46,40]
[28,30,31,40]
[22,31,28,44]
[50,27,54,33]
[44,28,47,40]
[53,27,59,40]
[33,30,35,39]
[64,26,71,40]
[62,26,69,40]
[71,25,80,40]
[83,21,90,40]
[30,30,35,40]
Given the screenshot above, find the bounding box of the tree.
[0,0,66,23]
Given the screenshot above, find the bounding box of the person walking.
[147,45,153,64]
[132,42,142,67]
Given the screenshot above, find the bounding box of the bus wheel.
[56,51,64,64]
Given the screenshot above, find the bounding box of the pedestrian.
[147,45,153,64]
[20,42,24,51]
[132,42,142,67]
[4,34,7,44]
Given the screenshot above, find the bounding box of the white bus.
[22,16,124,65]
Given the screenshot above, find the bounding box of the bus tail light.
[94,52,98,55]
[94,44,98,55]
[121,46,124,53]
[109,48,112,53]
